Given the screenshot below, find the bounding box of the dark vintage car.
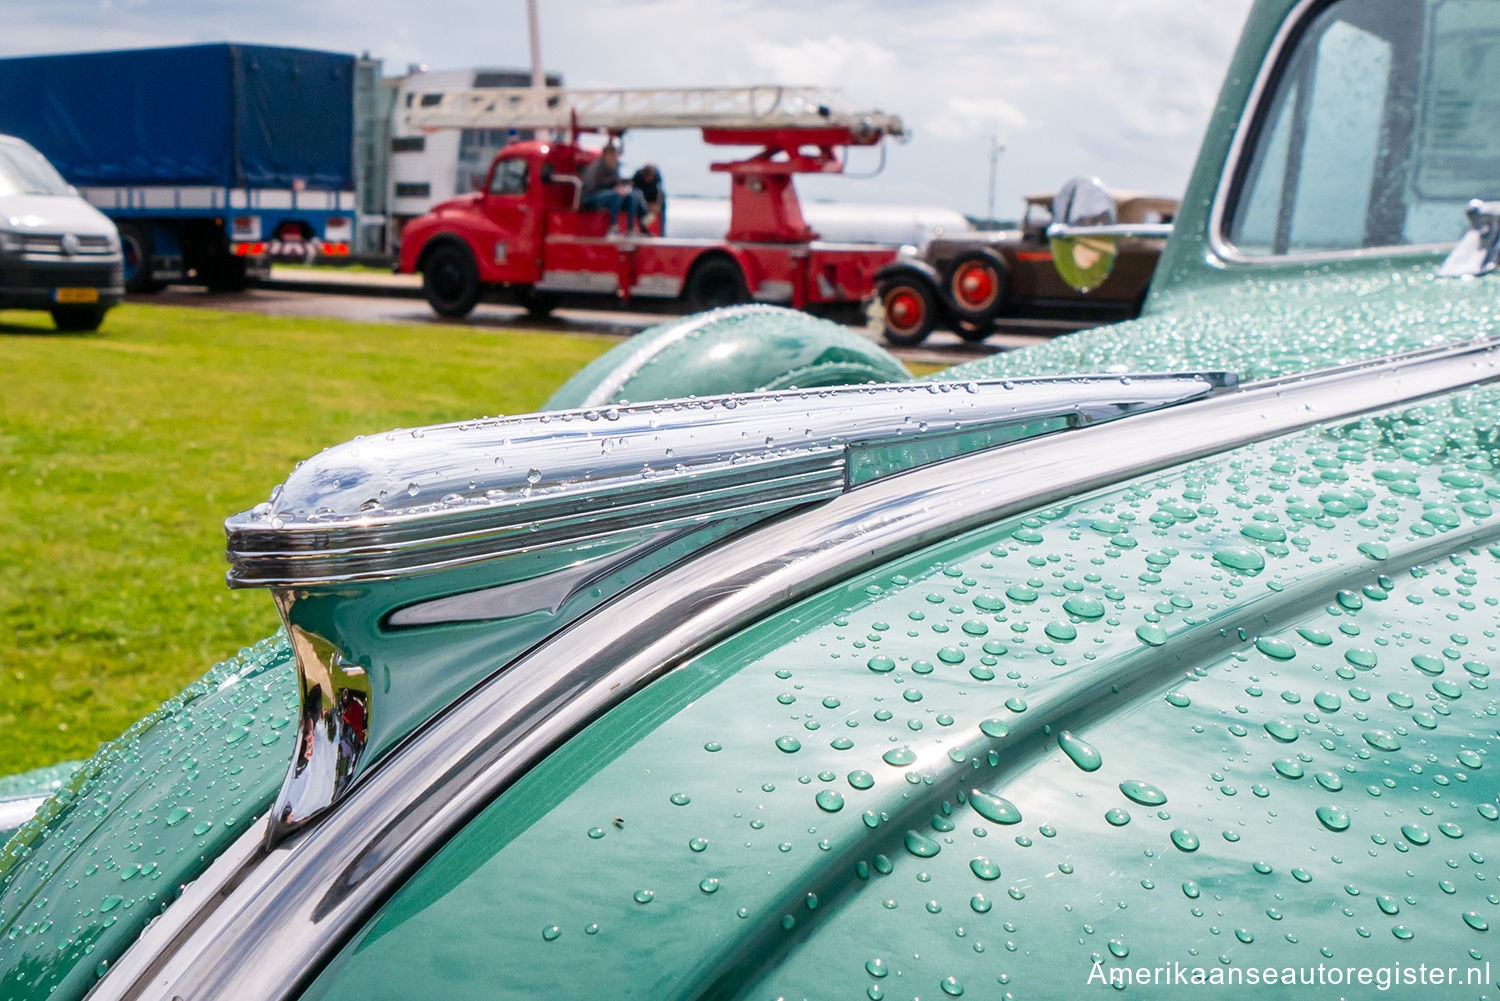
[3,0,1500,998]
[875,190,1176,346]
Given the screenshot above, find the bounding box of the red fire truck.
[396,87,904,320]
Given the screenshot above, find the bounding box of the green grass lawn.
[0,304,614,774]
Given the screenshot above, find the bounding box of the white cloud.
[0,0,1255,216]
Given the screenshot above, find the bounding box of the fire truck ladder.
[402,85,904,141]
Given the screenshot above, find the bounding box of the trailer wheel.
[117,223,165,294]
[684,257,747,311]
[423,243,482,318]
[942,249,1008,325]
[204,255,251,292]
[879,278,938,346]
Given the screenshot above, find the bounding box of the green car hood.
[304,384,1500,999]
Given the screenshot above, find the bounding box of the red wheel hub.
[954,263,997,308]
[887,289,924,330]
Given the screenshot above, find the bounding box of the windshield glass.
[0,141,73,197]
[1227,0,1500,256]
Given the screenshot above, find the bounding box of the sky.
[1,0,1256,218]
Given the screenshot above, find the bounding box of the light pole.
[987,136,1006,225]
[527,0,545,92]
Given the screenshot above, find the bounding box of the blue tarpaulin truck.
[0,43,358,292]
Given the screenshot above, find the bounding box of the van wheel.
[51,306,108,332]
[118,223,165,294]
[879,279,938,346]
[684,257,747,311]
[423,243,482,318]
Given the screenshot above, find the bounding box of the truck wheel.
[684,257,747,311]
[423,244,481,318]
[50,306,108,333]
[879,279,938,346]
[942,249,1008,325]
[117,223,165,294]
[516,287,558,319]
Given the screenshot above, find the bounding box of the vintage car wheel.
[879,279,938,346]
[49,306,108,332]
[942,249,1008,325]
[684,257,748,311]
[954,316,996,343]
[422,243,482,318]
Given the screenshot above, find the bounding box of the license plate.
[54,287,99,304]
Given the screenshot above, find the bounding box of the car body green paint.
[304,388,1500,999]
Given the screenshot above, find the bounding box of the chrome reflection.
[271,593,371,843]
[1438,200,1500,278]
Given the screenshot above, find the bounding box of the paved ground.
[131,267,1079,367]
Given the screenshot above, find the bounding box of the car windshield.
[0,141,73,197]
[1227,0,1500,256]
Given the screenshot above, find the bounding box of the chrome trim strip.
[1204,0,1455,267]
[1046,222,1172,241]
[95,335,1500,1001]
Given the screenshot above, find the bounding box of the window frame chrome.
[93,335,1500,1001]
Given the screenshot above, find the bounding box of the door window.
[1227,0,1500,256]
[488,158,530,197]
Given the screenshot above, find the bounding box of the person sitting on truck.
[632,164,665,236]
[580,144,648,235]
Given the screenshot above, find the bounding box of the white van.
[0,135,123,331]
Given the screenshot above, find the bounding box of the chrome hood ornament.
[227,372,1236,844]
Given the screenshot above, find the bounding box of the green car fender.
[0,638,296,1001]
[545,304,912,409]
